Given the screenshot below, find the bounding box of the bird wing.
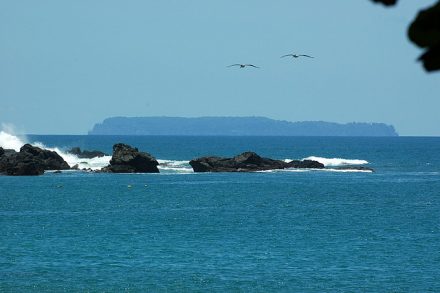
[299,54,314,58]
[280,54,293,58]
[227,64,241,67]
[246,64,260,68]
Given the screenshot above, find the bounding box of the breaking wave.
[157,160,193,173]
[32,142,112,171]
[302,156,369,167]
[0,129,110,170]
[0,131,27,152]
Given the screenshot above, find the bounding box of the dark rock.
[0,147,4,157]
[68,147,108,158]
[0,148,16,157]
[20,144,70,170]
[71,164,79,170]
[102,143,159,173]
[6,161,45,175]
[0,150,44,175]
[0,144,70,176]
[190,152,323,172]
[286,160,325,169]
[190,152,283,172]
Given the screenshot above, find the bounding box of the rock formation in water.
[67,147,108,158]
[0,144,70,176]
[189,152,325,172]
[101,143,159,173]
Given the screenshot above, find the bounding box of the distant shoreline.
[88,116,398,137]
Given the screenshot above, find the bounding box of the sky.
[0,0,439,135]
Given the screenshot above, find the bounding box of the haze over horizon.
[1,0,439,136]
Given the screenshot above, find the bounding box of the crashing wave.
[0,131,27,152]
[157,159,193,173]
[32,142,112,171]
[301,156,368,167]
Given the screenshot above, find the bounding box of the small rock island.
[190,152,324,172]
[101,143,159,173]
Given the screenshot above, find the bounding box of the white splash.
[157,159,193,173]
[0,124,28,151]
[32,142,111,170]
[302,156,368,167]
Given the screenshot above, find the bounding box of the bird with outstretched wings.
[280,54,314,59]
[227,64,260,68]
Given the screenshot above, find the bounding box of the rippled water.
[1,136,440,291]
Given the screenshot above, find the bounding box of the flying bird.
[280,53,314,59]
[227,64,260,68]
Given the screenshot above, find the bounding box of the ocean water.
[1,135,440,292]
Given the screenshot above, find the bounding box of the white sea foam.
[32,142,112,170]
[302,156,368,167]
[158,159,193,173]
[0,129,27,152]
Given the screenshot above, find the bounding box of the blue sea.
[1,136,440,292]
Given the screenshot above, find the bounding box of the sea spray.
[157,159,193,173]
[0,123,28,152]
[0,130,112,170]
[32,142,112,170]
[0,131,27,152]
[302,156,369,167]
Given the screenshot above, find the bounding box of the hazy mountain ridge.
[88,116,398,136]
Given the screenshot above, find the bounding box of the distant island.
[88,116,398,136]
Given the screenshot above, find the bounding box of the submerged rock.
[189,152,324,172]
[101,143,159,173]
[67,147,108,158]
[0,144,70,176]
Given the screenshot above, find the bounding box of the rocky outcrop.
[101,143,159,173]
[20,144,70,170]
[0,144,70,176]
[67,147,107,158]
[286,159,326,169]
[189,152,324,172]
